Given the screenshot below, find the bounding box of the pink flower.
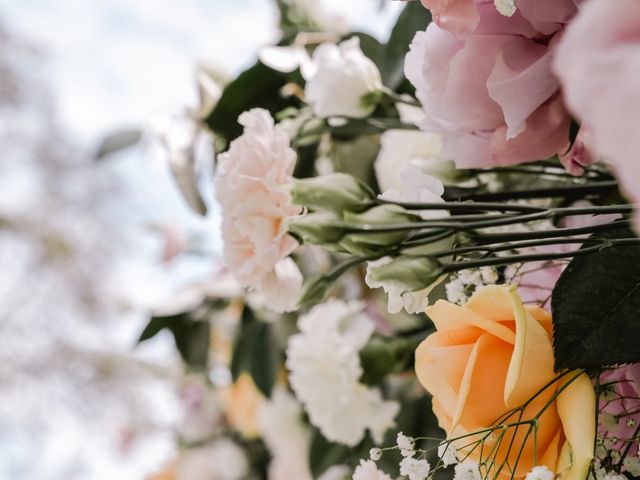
[405,12,571,168]
[420,0,579,37]
[599,364,640,457]
[559,128,597,176]
[553,0,640,230]
[214,108,302,312]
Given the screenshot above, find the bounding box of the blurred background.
[0,0,404,478]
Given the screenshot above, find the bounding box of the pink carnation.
[406,1,579,168]
[214,108,302,312]
[553,0,640,230]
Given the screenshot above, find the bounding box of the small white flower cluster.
[525,466,554,480]
[353,459,393,480]
[453,461,482,480]
[286,300,399,446]
[446,267,499,305]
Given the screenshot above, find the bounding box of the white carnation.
[286,300,399,446]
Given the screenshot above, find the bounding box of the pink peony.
[420,0,579,37]
[406,2,576,168]
[553,0,640,230]
[214,108,302,312]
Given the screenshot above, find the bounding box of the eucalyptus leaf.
[551,229,640,370]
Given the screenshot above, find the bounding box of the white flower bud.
[369,447,382,461]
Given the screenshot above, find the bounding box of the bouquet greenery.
[142,1,640,480]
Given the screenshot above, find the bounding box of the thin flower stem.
[381,87,422,107]
[375,198,546,213]
[342,206,632,235]
[442,239,640,273]
[428,236,639,259]
[447,180,619,202]
[476,219,632,244]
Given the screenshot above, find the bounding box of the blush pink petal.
[487,44,558,139]
[553,0,640,231]
[490,95,570,166]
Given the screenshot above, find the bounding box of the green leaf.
[139,313,210,369]
[378,2,431,90]
[230,307,281,397]
[308,427,351,479]
[204,61,297,145]
[359,335,420,385]
[551,229,640,370]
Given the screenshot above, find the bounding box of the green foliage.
[552,229,640,370]
[139,313,210,370]
[230,307,281,398]
[204,61,298,145]
[377,2,431,90]
[309,427,353,478]
[359,335,420,385]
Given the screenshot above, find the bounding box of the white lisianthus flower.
[286,300,399,446]
[305,37,382,119]
[525,466,554,480]
[352,459,393,480]
[453,461,482,480]
[375,105,460,191]
[399,457,431,480]
[214,108,303,313]
[437,442,458,466]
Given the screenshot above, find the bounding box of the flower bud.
[339,205,417,256]
[288,211,345,246]
[297,274,333,309]
[291,173,374,214]
[367,256,442,292]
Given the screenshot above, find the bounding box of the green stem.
[477,219,631,244]
[428,236,633,259]
[446,180,619,202]
[382,87,421,107]
[441,238,640,272]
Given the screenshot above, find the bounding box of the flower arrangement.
[142,1,640,479]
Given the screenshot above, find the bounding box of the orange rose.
[415,285,594,480]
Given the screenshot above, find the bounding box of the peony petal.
[487,43,558,139]
[504,287,555,408]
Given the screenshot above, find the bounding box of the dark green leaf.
[309,427,351,478]
[552,229,640,370]
[359,335,419,385]
[204,61,297,145]
[378,2,431,90]
[230,307,281,397]
[139,313,210,369]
